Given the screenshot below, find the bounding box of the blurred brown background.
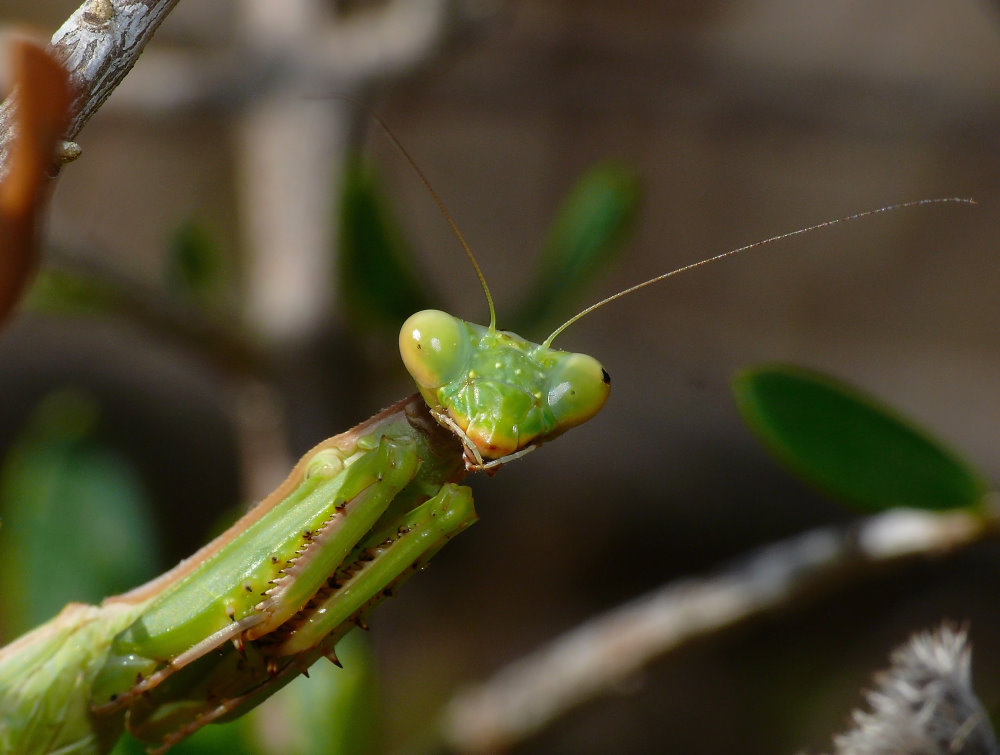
[3,1,1000,752]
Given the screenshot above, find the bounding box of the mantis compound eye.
[399,309,472,391]
[545,352,611,431]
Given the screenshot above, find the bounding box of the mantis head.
[400,309,610,464]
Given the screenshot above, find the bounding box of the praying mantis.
[0,106,971,750]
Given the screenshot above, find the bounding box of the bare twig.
[442,505,1000,752]
[0,0,182,178]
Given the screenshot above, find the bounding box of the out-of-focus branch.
[92,0,500,117]
[0,0,181,177]
[38,247,268,378]
[442,505,1000,753]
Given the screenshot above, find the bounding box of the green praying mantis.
[0,117,973,752]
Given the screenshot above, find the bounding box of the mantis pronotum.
[0,115,972,751]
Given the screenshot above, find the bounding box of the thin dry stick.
[443,505,1000,752]
[0,0,181,177]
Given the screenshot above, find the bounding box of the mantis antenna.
[360,107,498,332]
[543,197,976,348]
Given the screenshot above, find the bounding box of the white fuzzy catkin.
[832,625,997,755]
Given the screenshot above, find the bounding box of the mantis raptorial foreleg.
[91,433,424,712]
[120,483,476,750]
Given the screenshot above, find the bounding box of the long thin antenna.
[358,105,497,331]
[543,197,976,348]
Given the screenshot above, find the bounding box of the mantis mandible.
[0,118,973,752]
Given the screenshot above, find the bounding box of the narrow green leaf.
[513,161,641,331]
[166,219,229,307]
[337,157,433,331]
[732,365,990,512]
[0,390,161,638]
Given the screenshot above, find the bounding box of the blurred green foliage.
[733,365,991,513]
[512,161,641,332]
[166,219,232,310]
[338,157,435,332]
[0,390,160,639]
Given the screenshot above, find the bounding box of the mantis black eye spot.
[602,369,611,385]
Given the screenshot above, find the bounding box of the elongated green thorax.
[399,310,610,461]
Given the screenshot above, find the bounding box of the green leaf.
[0,390,161,638]
[337,157,433,332]
[513,161,641,331]
[166,219,229,307]
[732,365,991,512]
